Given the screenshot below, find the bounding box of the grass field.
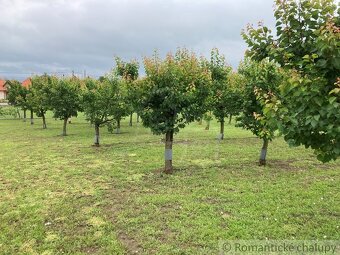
[0,114,339,254]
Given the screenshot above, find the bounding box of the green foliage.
[203,111,213,122]
[116,58,140,116]
[114,57,139,81]
[237,59,283,140]
[27,75,55,118]
[110,79,131,124]
[50,77,82,120]
[0,106,17,118]
[6,80,30,111]
[285,74,338,162]
[138,48,212,135]
[209,48,231,82]
[82,78,113,127]
[82,77,130,127]
[242,0,340,162]
[208,48,233,123]
[127,78,144,116]
[6,80,20,106]
[242,0,338,69]
[205,49,244,124]
[225,71,245,117]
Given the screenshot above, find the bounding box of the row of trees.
[136,49,281,172]
[6,50,269,173]
[7,76,82,136]
[6,57,140,137]
[6,0,339,173]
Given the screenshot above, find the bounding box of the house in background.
[22,78,32,88]
[0,79,8,100]
[0,78,32,101]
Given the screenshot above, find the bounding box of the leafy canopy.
[114,57,140,115]
[82,78,120,127]
[242,0,340,162]
[27,75,55,117]
[50,77,82,120]
[6,80,30,110]
[114,57,139,81]
[138,48,212,135]
[237,59,283,141]
[207,48,233,122]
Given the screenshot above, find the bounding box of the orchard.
[0,0,339,254]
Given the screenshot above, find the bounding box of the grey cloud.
[0,0,275,80]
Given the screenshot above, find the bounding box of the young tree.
[109,79,131,134]
[6,80,30,121]
[82,78,122,146]
[208,48,233,140]
[50,77,82,136]
[29,108,34,125]
[225,72,245,124]
[237,59,283,166]
[242,0,340,162]
[138,49,212,174]
[114,57,139,126]
[5,80,19,117]
[203,111,213,130]
[27,75,55,129]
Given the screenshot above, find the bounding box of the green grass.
[0,113,339,254]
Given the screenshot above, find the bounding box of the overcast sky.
[0,0,275,80]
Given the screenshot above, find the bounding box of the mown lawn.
[0,114,339,254]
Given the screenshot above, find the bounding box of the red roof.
[0,79,7,92]
[22,78,32,88]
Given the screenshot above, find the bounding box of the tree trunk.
[219,119,225,140]
[164,130,174,174]
[205,120,210,130]
[30,110,34,125]
[42,112,47,129]
[94,124,100,146]
[259,139,269,166]
[137,113,140,123]
[129,113,133,126]
[116,119,121,134]
[62,117,68,136]
[229,114,232,124]
[17,108,21,119]
[23,110,26,122]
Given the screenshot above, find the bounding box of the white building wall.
[0,91,6,100]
